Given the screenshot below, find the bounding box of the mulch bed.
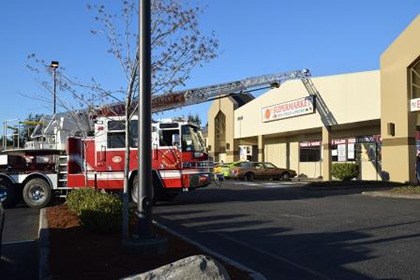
[46,204,251,279]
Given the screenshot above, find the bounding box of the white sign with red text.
[410,97,420,112]
[262,95,315,122]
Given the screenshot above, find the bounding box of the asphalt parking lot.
[154,179,420,279]
[1,180,419,279]
[1,204,39,280]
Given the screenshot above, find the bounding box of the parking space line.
[2,239,37,245]
[229,181,307,188]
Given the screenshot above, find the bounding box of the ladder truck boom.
[94,68,311,115]
[25,68,311,148]
[151,68,311,113]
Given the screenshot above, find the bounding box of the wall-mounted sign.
[410,97,420,112]
[337,144,347,162]
[262,95,315,123]
[299,140,321,147]
[332,139,346,145]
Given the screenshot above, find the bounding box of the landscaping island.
[46,204,252,279]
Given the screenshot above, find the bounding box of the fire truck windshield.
[181,125,205,152]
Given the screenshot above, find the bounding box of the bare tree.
[27,0,218,238]
[27,0,218,114]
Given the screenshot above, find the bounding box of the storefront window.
[299,137,381,163]
[331,136,380,162]
[357,137,381,163]
[299,141,321,162]
[331,139,356,162]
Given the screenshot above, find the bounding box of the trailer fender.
[21,173,55,190]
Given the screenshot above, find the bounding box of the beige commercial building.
[207,15,420,183]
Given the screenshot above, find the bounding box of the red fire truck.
[0,69,312,208]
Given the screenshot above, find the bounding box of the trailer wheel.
[0,177,18,208]
[22,178,52,209]
[131,175,157,206]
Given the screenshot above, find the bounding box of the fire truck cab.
[66,116,213,199]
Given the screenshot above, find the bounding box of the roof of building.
[230,92,255,108]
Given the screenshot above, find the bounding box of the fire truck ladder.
[27,68,313,150]
[301,77,338,126]
[150,69,312,113]
[57,155,68,188]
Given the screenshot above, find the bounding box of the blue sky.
[0,1,419,129]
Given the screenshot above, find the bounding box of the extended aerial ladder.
[23,68,312,151]
[150,68,311,112]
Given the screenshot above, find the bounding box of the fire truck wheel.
[131,175,157,205]
[0,177,18,208]
[22,178,52,209]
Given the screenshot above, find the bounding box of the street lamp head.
[50,60,59,114]
[50,61,59,69]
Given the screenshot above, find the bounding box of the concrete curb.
[154,221,267,280]
[362,191,420,199]
[38,209,266,280]
[38,208,50,280]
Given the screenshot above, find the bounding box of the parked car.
[230,161,297,181]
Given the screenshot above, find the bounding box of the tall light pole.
[124,0,166,255]
[50,61,59,114]
[137,0,153,239]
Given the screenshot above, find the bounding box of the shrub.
[67,188,97,215]
[331,163,359,181]
[67,188,122,233]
